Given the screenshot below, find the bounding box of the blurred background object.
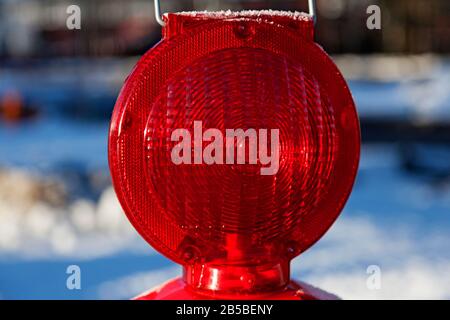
[0,0,450,300]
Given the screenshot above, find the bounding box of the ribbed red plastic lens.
[109,12,360,296]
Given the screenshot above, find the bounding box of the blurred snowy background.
[1,0,450,299]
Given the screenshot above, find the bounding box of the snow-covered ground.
[1,143,449,299]
[338,55,450,122]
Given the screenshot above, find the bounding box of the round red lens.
[109,12,360,295]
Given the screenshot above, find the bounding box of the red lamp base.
[135,278,339,300]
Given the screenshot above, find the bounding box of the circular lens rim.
[108,19,361,265]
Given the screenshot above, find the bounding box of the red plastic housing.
[109,11,360,299]
[135,277,339,300]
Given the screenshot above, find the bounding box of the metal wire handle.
[154,0,317,27]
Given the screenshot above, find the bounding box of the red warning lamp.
[109,1,360,300]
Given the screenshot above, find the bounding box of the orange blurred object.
[0,90,37,122]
